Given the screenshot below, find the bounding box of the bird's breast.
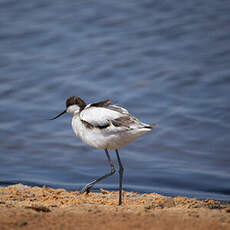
[72,115,102,148]
[71,115,82,139]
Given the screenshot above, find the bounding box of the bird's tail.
[143,123,158,129]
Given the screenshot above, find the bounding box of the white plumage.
[72,103,153,150]
[50,96,157,205]
[80,106,122,128]
[73,113,145,150]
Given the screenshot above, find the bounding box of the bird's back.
[71,100,156,150]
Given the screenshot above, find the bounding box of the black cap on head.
[50,96,86,120]
[66,96,86,110]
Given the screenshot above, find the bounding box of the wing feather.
[80,102,150,130]
[80,106,124,127]
[90,99,113,107]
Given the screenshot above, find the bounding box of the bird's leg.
[115,149,124,205]
[80,149,116,194]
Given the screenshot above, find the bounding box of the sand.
[0,184,230,230]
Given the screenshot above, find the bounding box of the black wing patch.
[91,99,113,108]
[81,119,110,129]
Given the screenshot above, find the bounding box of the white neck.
[66,105,80,114]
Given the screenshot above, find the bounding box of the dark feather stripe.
[96,123,110,129]
[90,99,113,107]
[81,120,94,129]
[111,115,140,128]
[81,119,110,129]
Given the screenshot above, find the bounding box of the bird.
[50,96,157,205]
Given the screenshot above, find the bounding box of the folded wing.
[80,105,126,128]
[80,102,154,131]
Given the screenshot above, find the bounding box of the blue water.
[1,0,230,200]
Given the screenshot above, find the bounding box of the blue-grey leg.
[80,149,116,194]
[115,149,124,205]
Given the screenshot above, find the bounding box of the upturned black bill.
[49,110,66,120]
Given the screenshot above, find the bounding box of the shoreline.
[0,184,230,230]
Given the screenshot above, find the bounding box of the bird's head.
[50,96,86,120]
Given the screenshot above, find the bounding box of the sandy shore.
[0,184,229,230]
